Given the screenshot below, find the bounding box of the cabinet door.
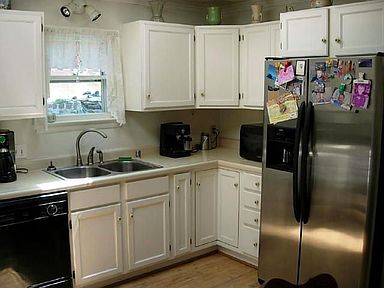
[280,9,329,57]
[270,22,281,58]
[127,194,170,269]
[217,169,239,247]
[240,25,270,108]
[0,11,44,120]
[71,204,123,286]
[196,27,239,107]
[330,2,384,56]
[144,24,195,109]
[195,169,218,246]
[172,173,191,256]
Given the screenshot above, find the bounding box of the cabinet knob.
[335,38,341,44]
[130,213,134,219]
[118,217,122,221]
[234,183,238,188]
[197,183,201,187]
[147,94,151,98]
[254,200,259,205]
[255,182,260,187]
[253,242,258,247]
[176,185,180,190]
[321,38,327,44]
[200,92,205,97]
[254,218,259,223]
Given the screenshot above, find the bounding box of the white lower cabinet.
[239,172,262,259]
[127,194,170,269]
[217,169,239,247]
[71,204,123,286]
[195,169,218,246]
[172,173,192,256]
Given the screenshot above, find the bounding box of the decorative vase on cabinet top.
[206,7,222,25]
[310,0,332,8]
[149,0,165,22]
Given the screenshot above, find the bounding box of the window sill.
[34,114,121,134]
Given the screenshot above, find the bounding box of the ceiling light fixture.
[60,0,101,22]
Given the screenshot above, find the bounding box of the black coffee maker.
[160,122,192,158]
[0,130,17,183]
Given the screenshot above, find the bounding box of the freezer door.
[259,168,301,284]
[299,57,379,287]
[259,59,308,284]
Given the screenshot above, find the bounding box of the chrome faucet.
[76,129,107,166]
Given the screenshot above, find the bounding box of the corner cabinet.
[240,22,279,108]
[171,173,192,257]
[195,26,239,107]
[195,169,218,246]
[280,8,329,57]
[330,1,384,56]
[217,169,239,247]
[121,21,195,111]
[0,10,45,120]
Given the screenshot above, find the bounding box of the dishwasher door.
[0,192,72,288]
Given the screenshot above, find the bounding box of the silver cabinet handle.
[234,183,238,187]
[254,200,259,205]
[321,38,327,43]
[253,243,258,247]
[254,218,259,223]
[335,38,341,44]
[176,185,180,190]
[255,182,260,187]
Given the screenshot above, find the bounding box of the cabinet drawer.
[241,191,261,211]
[126,176,169,201]
[240,208,260,229]
[242,173,261,192]
[70,185,120,211]
[239,225,259,258]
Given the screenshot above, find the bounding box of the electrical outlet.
[15,144,27,159]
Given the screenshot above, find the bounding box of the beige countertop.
[0,148,262,200]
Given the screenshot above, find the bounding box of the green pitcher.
[206,6,222,25]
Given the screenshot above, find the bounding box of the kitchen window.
[45,26,125,126]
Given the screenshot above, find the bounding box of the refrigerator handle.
[293,101,306,223]
[301,102,314,224]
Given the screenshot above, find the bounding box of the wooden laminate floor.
[111,253,261,288]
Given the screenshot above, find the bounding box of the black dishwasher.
[0,191,72,288]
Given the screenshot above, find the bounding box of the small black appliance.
[0,129,17,183]
[160,122,192,158]
[240,123,263,162]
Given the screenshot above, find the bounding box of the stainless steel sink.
[99,160,162,173]
[46,159,162,179]
[53,166,111,179]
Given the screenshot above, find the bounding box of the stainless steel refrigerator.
[259,54,384,288]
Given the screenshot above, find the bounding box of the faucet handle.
[96,150,104,164]
[87,147,96,165]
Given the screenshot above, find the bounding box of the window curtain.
[44,26,126,125]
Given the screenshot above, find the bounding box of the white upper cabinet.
[195,26,239,107]
[121,21,195,111]
[280,8,329,57]
[0,10,45,120]
[240,22,279,108]
[330,1,384,56]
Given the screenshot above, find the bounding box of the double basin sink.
[48,159,163,179]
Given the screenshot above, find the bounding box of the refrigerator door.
[259,59,308,284]
[299,56,380,287]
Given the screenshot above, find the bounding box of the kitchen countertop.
[0,148,262,200]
